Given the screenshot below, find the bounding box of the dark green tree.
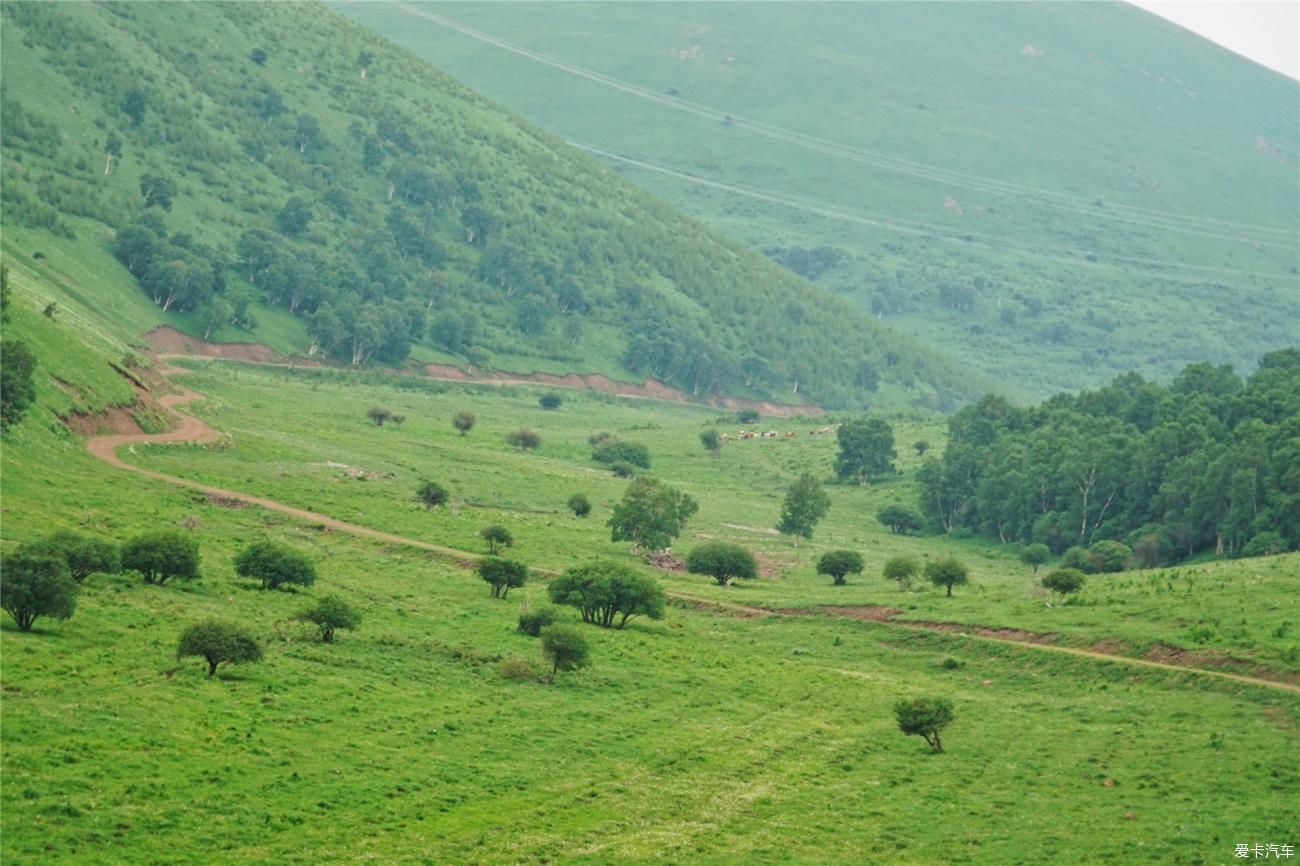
[608,477,698,552]
[367,406,392,426]
[122,531,200,586]
[453,411,476,436]
[700,429,721,457]
[883,555,919,590]
[0,337,37,431]
[913,440,930,457]
[539,624,589,683]
[233,541,317,591]
[480,525,513,555]
[477,557,528,599]
[817,550,865,585]
[776,474,830,543]
[507,428,541,450]
[877,504,924,535]
[121,87,146,126]
[177,620,262,677]
[275,196,313,236]
[539,392,563,410]
[1019,543,1051,574]
[567,493,592,517]
[0,552,77,632]
[1041,568,1085,601]
[416,481,448,510]
[686,541,758,587]
[1087,540,1131,573]
[548,561,665,628]
[894,697,955,752]
[592,440,651,469]
[294,595,361,642]
[835,417,896,483]
[517,605,559,637]
[139,173,175,211]
[925,557,969,597]
[21,530,120,582]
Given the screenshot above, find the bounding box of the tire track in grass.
[85,372,1300,695]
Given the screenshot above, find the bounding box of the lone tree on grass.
[539,392,563,410]
[1020,543,1051,575]
[416,481,448,510]
[1042,568,1085,602]
[22,530,119,582]
[776,474,830,545]
[0,552,77,632]
[894,697,955,752]
[480,525,513,555]
[699,429,721,457]
[122,530,200,586]
[817,550,865,586]
[294,595,361,642]
[177,620,263,677]
[366,406,393,426]
[233,541,317,591]
[567,493,592,518]
[883,555,919,590]
[518,605,559,637]
[592,440,651,469]
[540,624,589,683]
[925,557,969,597]
[913,440,930,457]
[507,428,541,450]
[453,411,476,436]
[835,417,896,484]
[877,504,923,536]
[608,476,698,553]
[478,557,528,599]
[686,541,757,587]
[548,561,665,628]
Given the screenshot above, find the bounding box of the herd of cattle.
[721,425,839,441]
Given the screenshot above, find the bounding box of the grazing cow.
[785,431,795,438]
[764,430,778,438]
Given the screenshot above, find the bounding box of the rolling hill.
[337,1,1300,397]
[0,0,994,412]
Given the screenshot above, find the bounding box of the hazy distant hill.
[338,1,1300,397]
[0,1,996,411]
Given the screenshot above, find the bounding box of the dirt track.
[84,374,1300,696]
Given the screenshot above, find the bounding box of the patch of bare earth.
[205,493,250,510]
[671,597,767,620]
[64,404,148,437]
[1141,643,1300,686]
[144,326,287,363]
[646,551,686,572]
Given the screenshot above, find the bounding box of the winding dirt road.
[84,378,1299,695]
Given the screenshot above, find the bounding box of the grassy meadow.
[3,355,1298,865]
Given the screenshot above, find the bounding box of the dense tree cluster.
[918,353,1300,562]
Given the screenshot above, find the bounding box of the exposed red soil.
[1141,642,1300,686]
[144,326,287,363]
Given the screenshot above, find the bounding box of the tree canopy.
[686,541,758,586]
[0,551,78,632]
[816,550,865,585]
[925,557,969,597]
[607,477,698,553]
[21,530,119,582]
[121,531,200,586]
[477,557,528,599]
[177,620,263,677]
[894,697,955,752]
[233,541,317,591]
[547,560,665,628]
[539,624,589,683]
[776,474,830,542]
[835,417,896,484]
[295,595,361,642]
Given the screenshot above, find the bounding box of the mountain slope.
[0,1,991,411]
[337,1,1300,397]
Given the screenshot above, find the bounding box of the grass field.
[4,351,1297,865]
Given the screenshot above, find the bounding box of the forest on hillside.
[917,351,1300,562]
[0,1,990,411]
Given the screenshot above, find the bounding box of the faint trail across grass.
[85,369,1300,695]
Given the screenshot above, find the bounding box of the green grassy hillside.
[2,316,1296,864]
[0,0,993,411]
[338,1,1300,397]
